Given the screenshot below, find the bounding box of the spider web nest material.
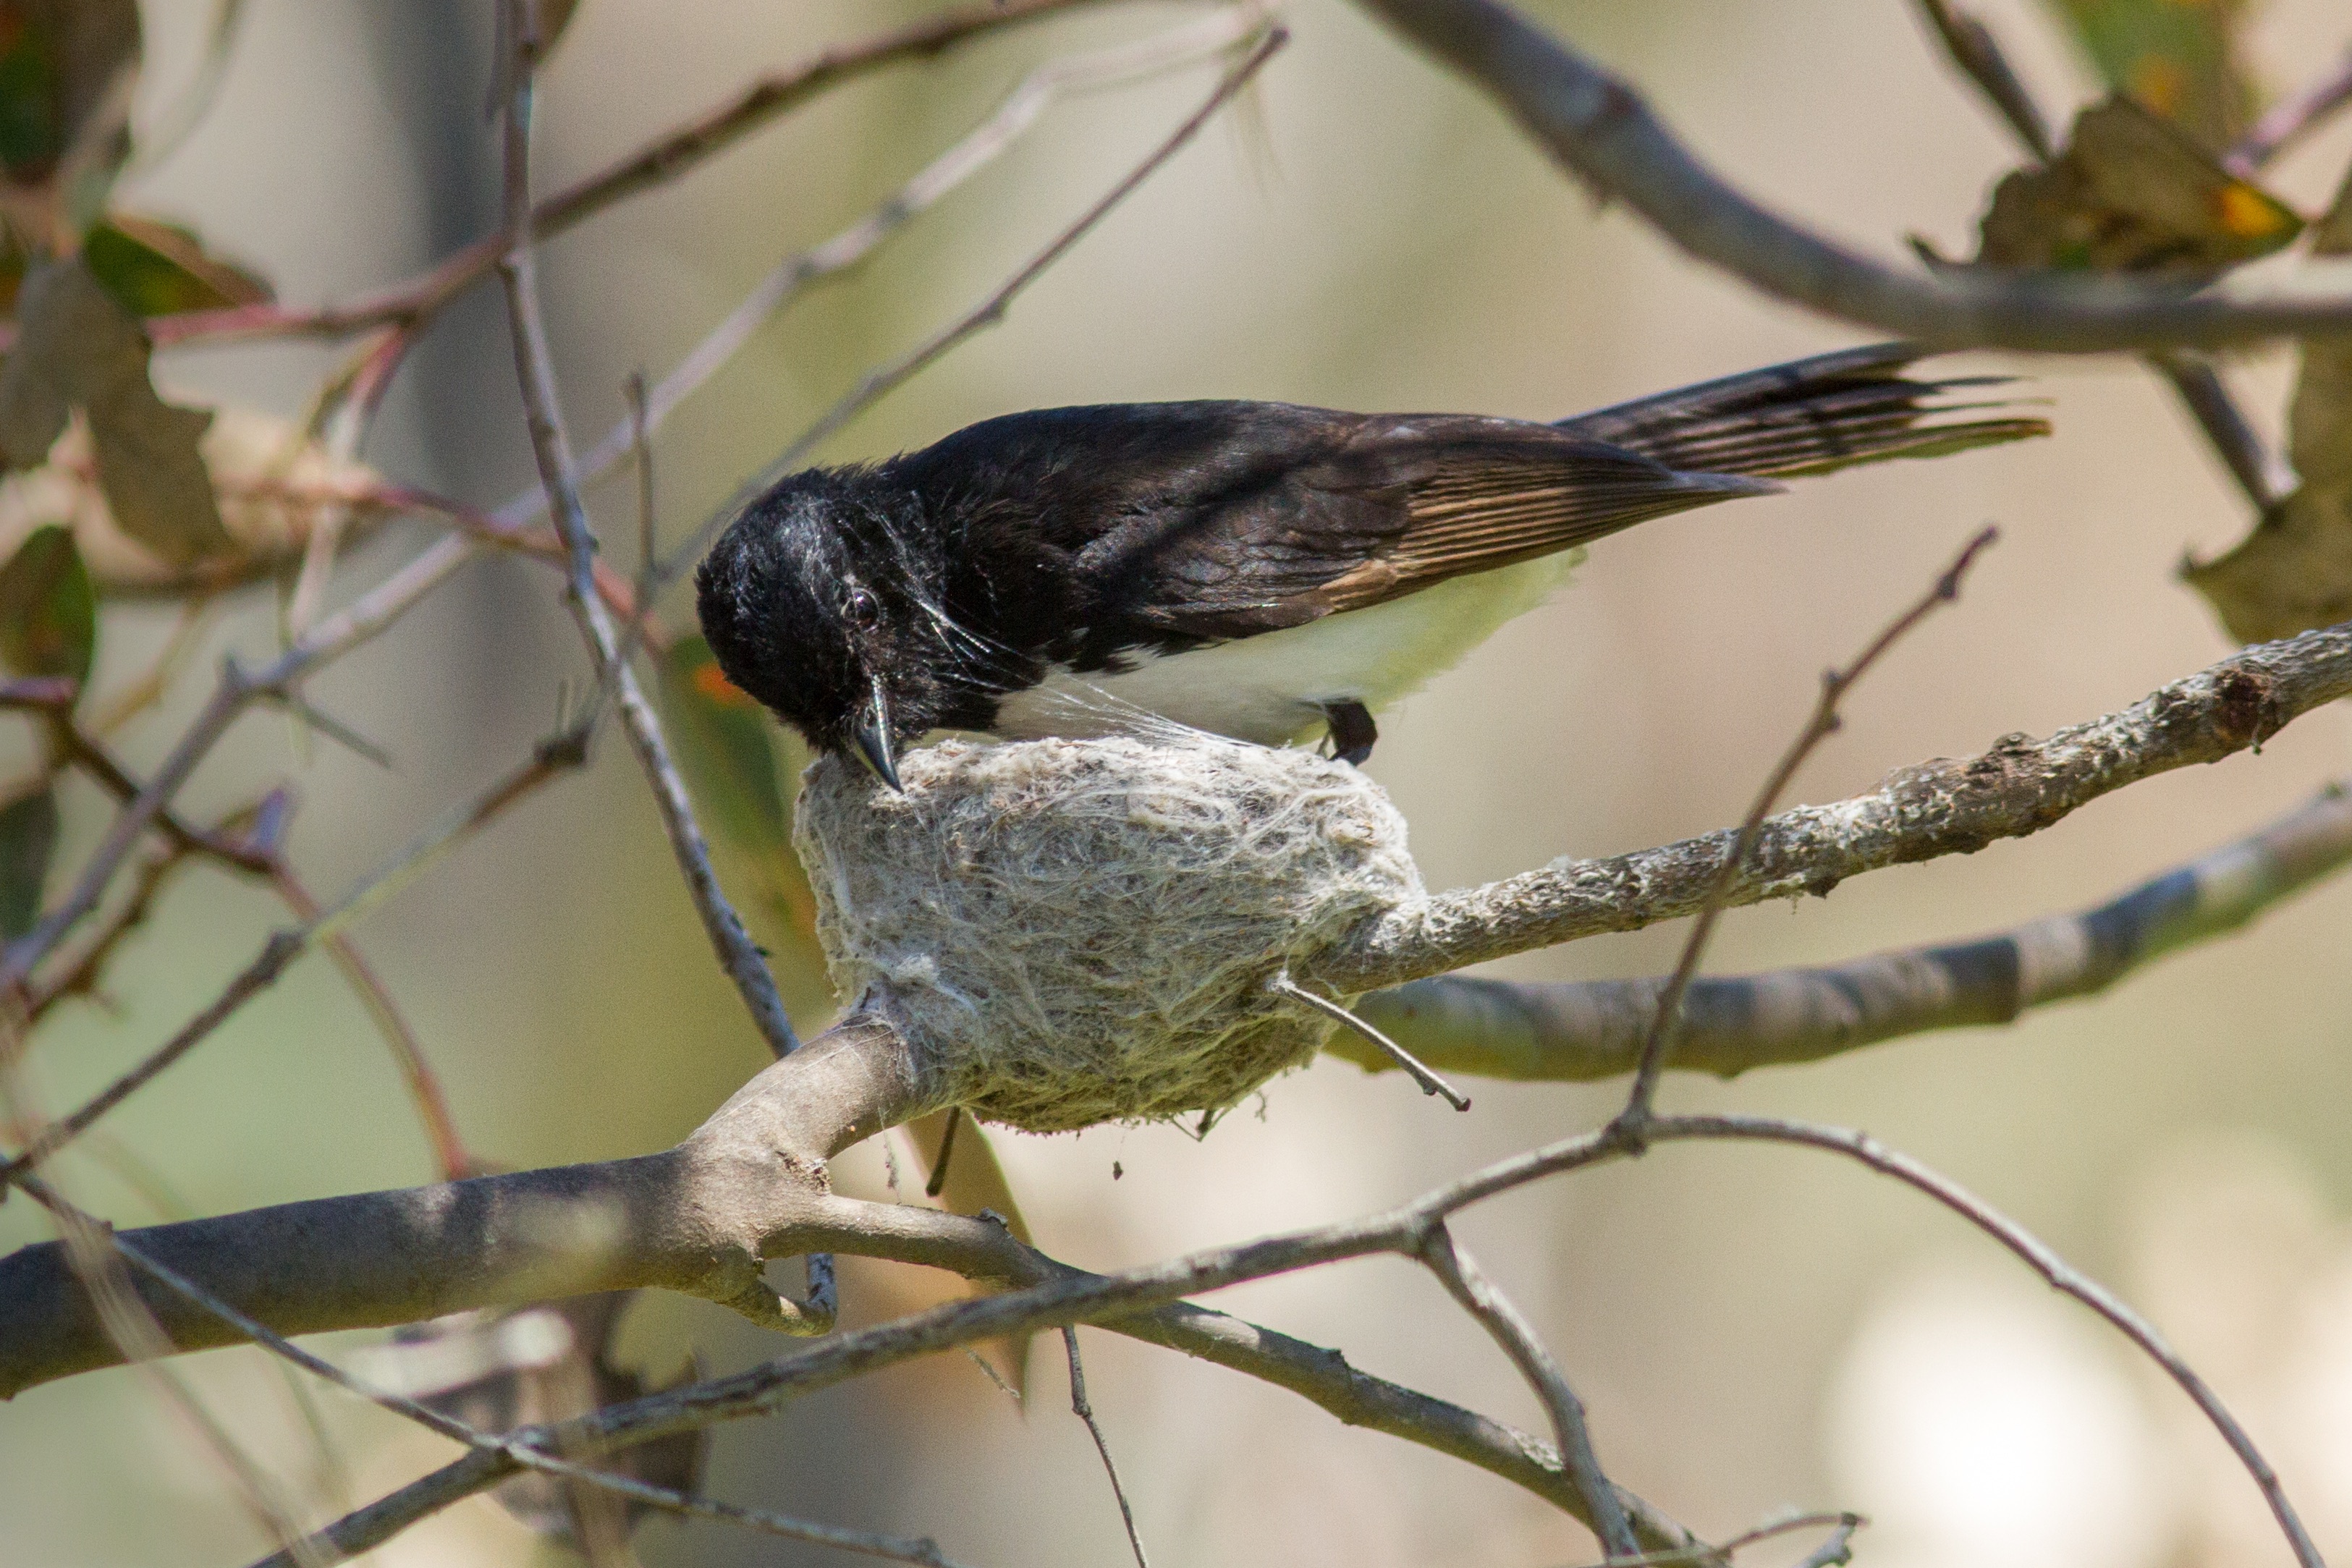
[792,733,1426,1132]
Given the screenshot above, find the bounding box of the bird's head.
[693,469,955,790]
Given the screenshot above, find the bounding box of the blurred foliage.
[2043,0,2254,149]
[654,632,821,946]
[0,260,227,563]
[1966,96,2299,274]
[0,522,84,945]
[0,0,139,237]
[0,783,55,938]
[77,214,271,316]
[0,522,91,684]
[0,405,384,598]
[2186,163,2352,641]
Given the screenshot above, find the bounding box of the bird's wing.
[1069,410,1774,643]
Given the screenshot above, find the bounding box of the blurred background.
[4,1,2352,1564]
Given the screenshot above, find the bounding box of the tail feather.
[1554,342,2049,480]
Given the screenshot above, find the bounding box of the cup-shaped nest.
[792,733,1425,1132]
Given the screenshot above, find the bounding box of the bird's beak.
[850,679,905,793]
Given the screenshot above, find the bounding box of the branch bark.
[0,1018,921,1394]
[1343,782,2352,1082]
[8,622,2349,1391]
[1353,0,2352,352]
[1308,619,2352,991]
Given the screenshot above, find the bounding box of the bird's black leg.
[1322,699,1377,766]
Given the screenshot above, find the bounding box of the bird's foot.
[1321,699,1376,766]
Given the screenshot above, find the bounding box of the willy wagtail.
[695,342,2044,787]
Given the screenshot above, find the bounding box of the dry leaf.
[0,260,229,561]
[0,400,385,595]
[2183,166,2352,643]
[1972,96,2299,276]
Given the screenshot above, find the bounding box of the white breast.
[986,551,1583,748]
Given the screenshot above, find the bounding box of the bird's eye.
[844,588,880,630]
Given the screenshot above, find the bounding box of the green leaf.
[82,214,271,316]
[0,259,231,563]
[0,524,93,684]
[0,1,141,232]
[657,633,785,844]
[1970,96,2299,276]
[0,784,56,939]
[2043,0,2252,151]
[654,632,821,947]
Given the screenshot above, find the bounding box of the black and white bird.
[695,342,2044,787]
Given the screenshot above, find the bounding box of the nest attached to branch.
[792,733,1425,1132]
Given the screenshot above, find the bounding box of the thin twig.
[1344,781,2352,1083]
[1612,527,1997,1130]
[25,849,195,1022]
[494,0,803,1065]
[144,0,1120,351]
[1552,1511,1863,1568]
[2227,47,2352,175]
[1353,0,2352,351]
[1420,1226,1634,1559]
[12,1177,968,1568]
[1910,0,2050,157]
[2151,351,2298,511]
[503,7,1268,537]
[659,22,1290,585]
[1,729,589,1192]
[1062,1326,1152,1568]
[1650,1114,2324,1568]
[50,717,275,873]
[1268,972,1469,1109]
[923,1105,963,1199]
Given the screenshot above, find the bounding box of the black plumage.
[695,342,2044,784]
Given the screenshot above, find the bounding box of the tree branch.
[1353,0,2352,352]
[1419,1225,1634,1559]
[240,1103,2304,1568]
[9,621,2349,1389]
[494,0,803,1063]
[1343,782,2352,1082]
[144,0,1122,350]
[1308,616,2352,991]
